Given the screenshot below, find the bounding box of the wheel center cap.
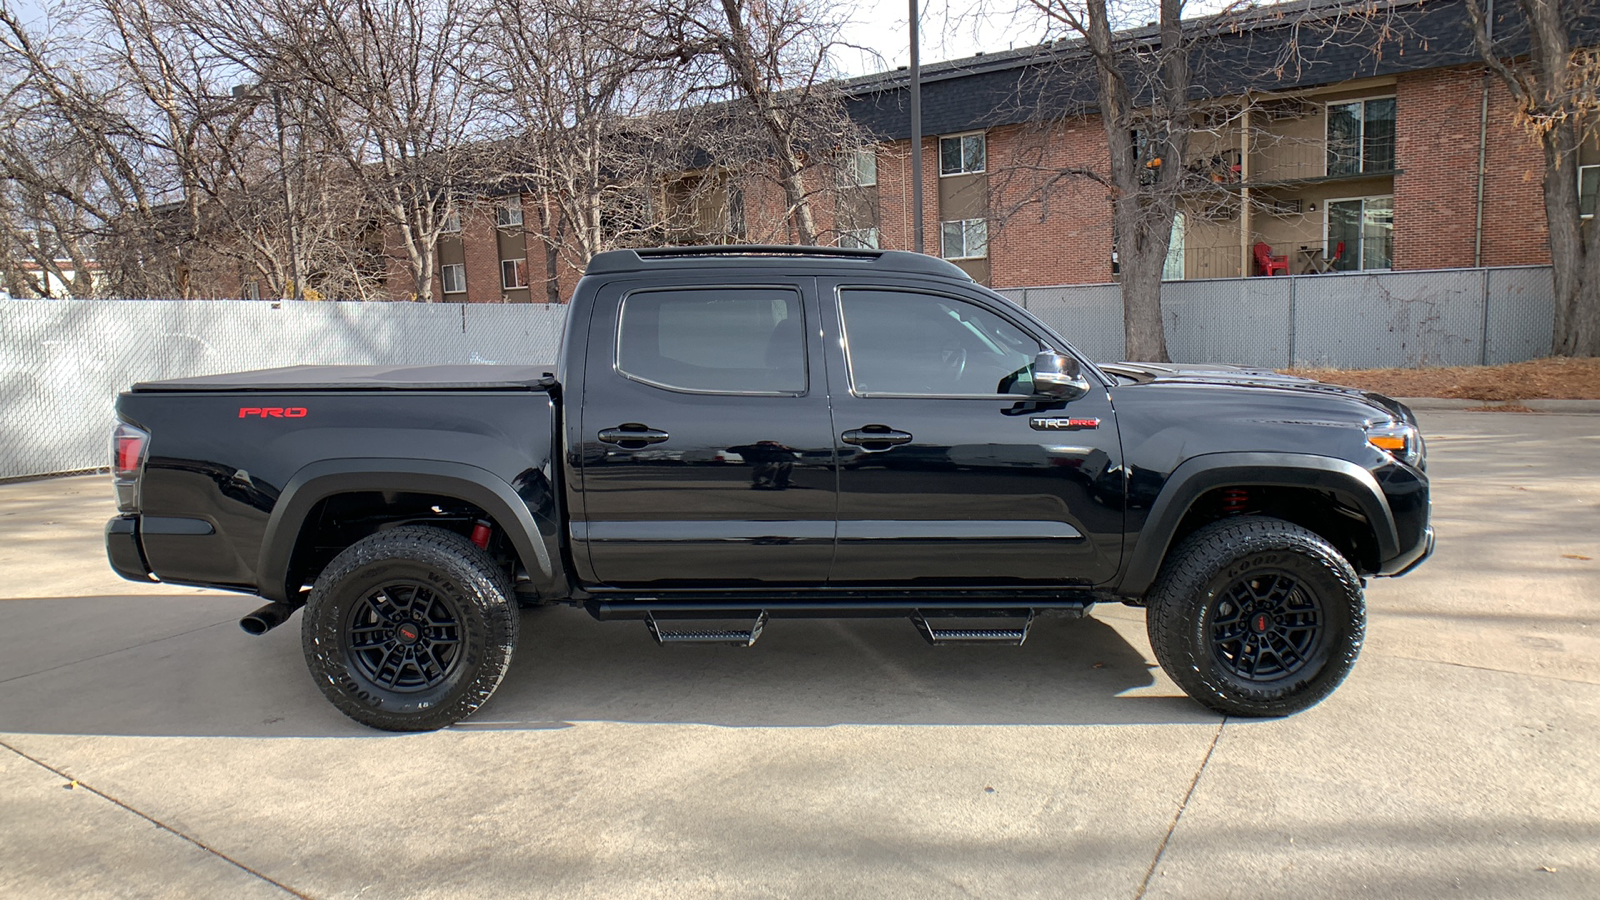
[1252,612,1272,635]
[395,622,421,645]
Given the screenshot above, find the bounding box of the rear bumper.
[105,516,157,583]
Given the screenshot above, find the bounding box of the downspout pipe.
[1474,0,1494,267]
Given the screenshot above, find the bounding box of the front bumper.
[105,516,157,583]
[1380,524,1434,577]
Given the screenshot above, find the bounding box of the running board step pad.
[646,612,767,647]
[912,612,1035,645]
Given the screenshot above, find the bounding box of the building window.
[940,218,988,260]
[1326,196,1393,271]
[842,147,877,186]
[939,133,985,176]
[727,183,746,238]
[1327,97,1396,176]
[441,263,466,294]
[1162,213,1185,281]
[1580,165,1600,219]
[442,208,461,233]
[497,196,523,228]
[841,227,880,250]
[501,258,527,289]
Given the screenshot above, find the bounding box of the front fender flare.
[255,458,558,603]
[1117,452,1397,600]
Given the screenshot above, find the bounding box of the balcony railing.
[1175,241,1357,280]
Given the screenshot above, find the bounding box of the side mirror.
[1032,351,1091,401]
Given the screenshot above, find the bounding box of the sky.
[833,1,1047,78]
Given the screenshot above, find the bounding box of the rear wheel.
[302,526,517,731]
[1146,516,1364,717]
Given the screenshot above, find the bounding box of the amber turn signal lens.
[1367,435,1407,451]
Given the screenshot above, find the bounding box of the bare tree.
[671,0,861,245]
[1467,0,1600,357]
[474,0,705,290]
[1011,0,1248,362]
[166,0,495,302]
[0,2,178,297]
[97,0,385,300]
[1,0,387,300]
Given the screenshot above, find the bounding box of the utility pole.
[270,88,303,302]
[909,0,923,254]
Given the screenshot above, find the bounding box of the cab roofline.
[584,245,974,281]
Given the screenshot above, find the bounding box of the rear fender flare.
[1118,452,1396,600]
[256,459,557,603]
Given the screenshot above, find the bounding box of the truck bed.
[132,364,554,392]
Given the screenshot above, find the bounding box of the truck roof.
[584,245,974,280]
[131,364,555,392]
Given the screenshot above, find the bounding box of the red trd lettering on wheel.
[239,407,309,418]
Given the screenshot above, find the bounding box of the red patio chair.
[1253,242,1290,276]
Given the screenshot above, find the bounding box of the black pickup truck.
[105,246,1432,730]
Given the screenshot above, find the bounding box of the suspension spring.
[1221,488,1250,515]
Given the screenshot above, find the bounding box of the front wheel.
[1146,516,1364,717]
[302,526,518,731]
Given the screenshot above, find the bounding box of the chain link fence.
[1,265,1557,479]
[0,300,566,480]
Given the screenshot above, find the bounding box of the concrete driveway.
[1,410,1595,899]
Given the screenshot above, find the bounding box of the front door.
[820,282,1124,586]
[575,279,837,588]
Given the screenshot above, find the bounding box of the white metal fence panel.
[1000,265,1554,368]
[1160,277,1294,368]
[1483,266,1556,366]
[0,300,566,480]
[1000,283,1125,362]
[1289,269,1488,368]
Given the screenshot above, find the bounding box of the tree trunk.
[1470,0,1600,356]
[1115,202,1172,362]
[1081,0,1173,362]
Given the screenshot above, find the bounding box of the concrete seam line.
[0,738,311,900]
[1378,653,1600,688]
[1132,717,1226,900]
[0,619,240,687]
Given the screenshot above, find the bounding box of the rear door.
[574,277,837,588]
[819,279,1124,586]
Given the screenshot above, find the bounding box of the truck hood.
[1099,361,1414,423]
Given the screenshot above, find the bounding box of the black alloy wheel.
[1146,515,1364,718]
[302,525,518,731]
[345,580,465,693]
[1208,571,1325,683]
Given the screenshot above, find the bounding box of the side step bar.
[912,611,1035,646]
[646,612,768,647]
[640,610,1038,648]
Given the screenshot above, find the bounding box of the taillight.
[112,421,150,512]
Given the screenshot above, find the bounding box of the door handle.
[841,425,912,450]
[598,424,670,447]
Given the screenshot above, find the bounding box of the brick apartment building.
[400,0,1579,304]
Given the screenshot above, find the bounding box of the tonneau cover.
[132,364,555,392]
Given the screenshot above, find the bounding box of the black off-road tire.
[302,526,518,731]
[1146,516,1364,717]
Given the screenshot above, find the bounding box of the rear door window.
[616,287,806,394]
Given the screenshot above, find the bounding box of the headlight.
[1366,420,1423,467]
